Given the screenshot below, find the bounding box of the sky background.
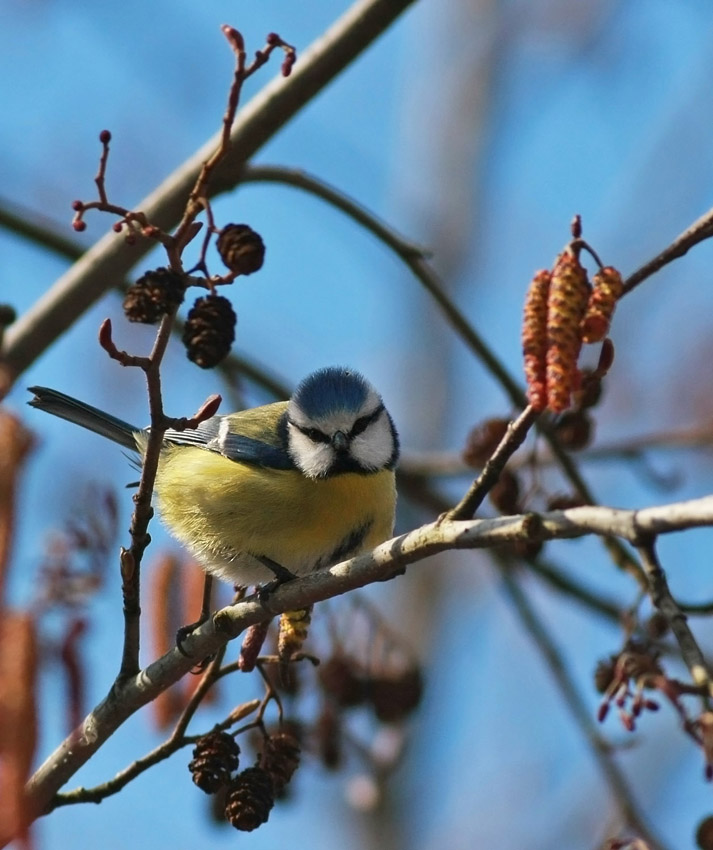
[4,1,713,848]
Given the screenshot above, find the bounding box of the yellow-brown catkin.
[277,607,312,662]
[580,266,623,344]
[521,270,551,411]
[546,250,590,413]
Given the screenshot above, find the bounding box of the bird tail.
[28,386,140,452]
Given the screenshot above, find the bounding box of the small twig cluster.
[595,637,713,774]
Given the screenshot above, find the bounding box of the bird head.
[285,367,399,479]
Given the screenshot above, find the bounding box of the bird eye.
[349,405,383,438]
[350,415,372,437]
[304,427,329,443]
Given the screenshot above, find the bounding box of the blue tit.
[28,367,399,587]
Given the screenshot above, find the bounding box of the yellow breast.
[153,444,396,585]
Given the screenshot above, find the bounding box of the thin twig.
[498,568,669,850]
[635,538,713,702]
[443,405,538,521]
[623,205,713,295]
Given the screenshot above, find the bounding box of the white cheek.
[350,414,394,470]
[288,429,335,478]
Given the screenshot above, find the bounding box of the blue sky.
[4,2,713,848]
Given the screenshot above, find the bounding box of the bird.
[28,367,399,589]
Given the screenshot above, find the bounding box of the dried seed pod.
[367,666,424,723]
[463,417,510,467]
[553,410,593,451]
[581,266,623,344]
[318,655,366,707]
[188,731,240,794]
[522,270,551,411]
[546,250,590,413]
[316,704,342,770]
[277,607,312,663]
[182,295,237,368]
[696,815,713,850]
[216,224,265,276]
[260,731,301,794]
[488,468,521,515]
[224,766,275,832]
[123,267,186,324]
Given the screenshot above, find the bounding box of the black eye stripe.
[287,404,383,445]
[288,418,331,443]
[349,405,383,438]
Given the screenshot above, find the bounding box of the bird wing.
[163,400,294,469]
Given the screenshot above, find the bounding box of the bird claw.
[176,613,209,657]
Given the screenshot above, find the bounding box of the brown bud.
[239,621,271,672]
[216,224,265,276]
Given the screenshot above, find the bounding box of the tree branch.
[21,491,713,828]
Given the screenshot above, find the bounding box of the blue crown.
[291,367,372,418]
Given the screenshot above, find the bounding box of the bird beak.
[331,431,349,452]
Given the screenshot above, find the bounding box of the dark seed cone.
[224,766,275,832]
[260,732,301,794]
[123,267,186,324]
[463,417,510,468]
[553,410,593,451]
[188,731,240,794]
[216,224,265,276]
[367,667,424,723]
[316,704,342,770]
[696,815,713,850]
[318,655,366,707]
[183,295,236,368]
[488,468,521,515]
